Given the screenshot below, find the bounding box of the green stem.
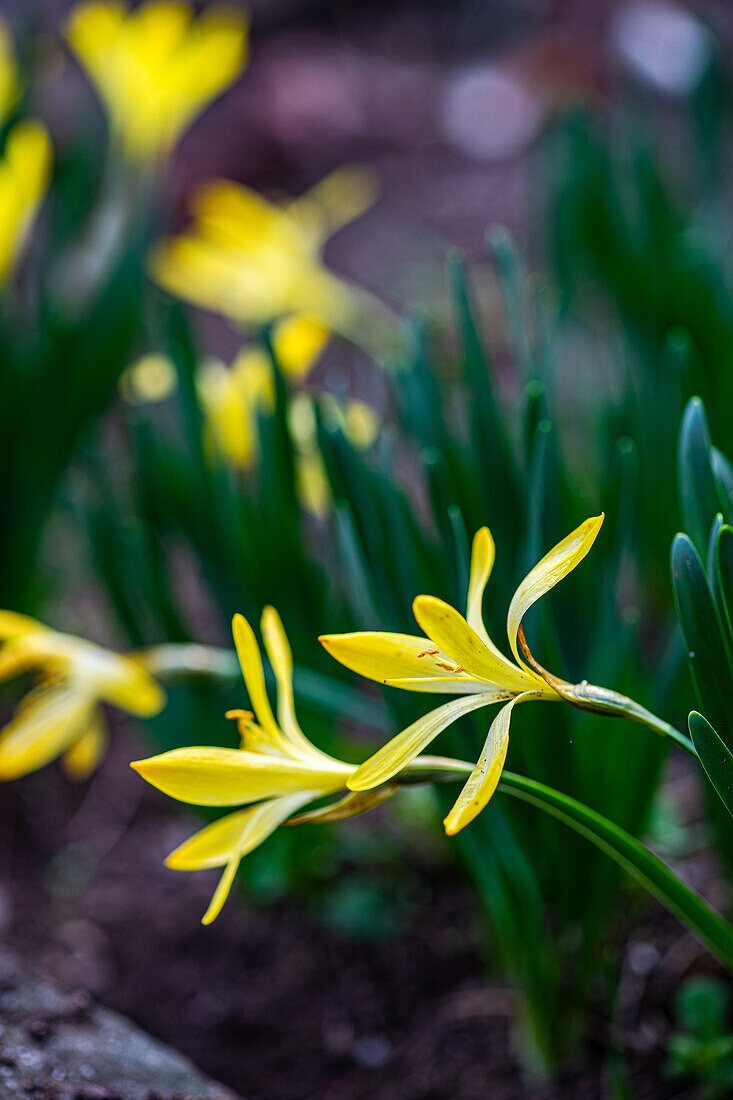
[496,771,733,974]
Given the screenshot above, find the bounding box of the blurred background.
[2,1,733,1097]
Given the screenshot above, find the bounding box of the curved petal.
[443,691,543,835]
[413,596,540,693]
[74,646,165,716]
[200,792,316,925]
[347,691,507,792]
[319,630,466,685]
[507,515,604,669]
[466,527,494,644]
[384,676,501,694]
[0,611,44,639]
[260,606,332,762]
[0,684,94,780]
[131,746,351,807]
[232,613,290,753]
[62,710,108,781]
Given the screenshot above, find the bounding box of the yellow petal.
[0,610,44,639]
[231,613,290,753]
[347,692,508,791]
[443,691,541,835]
[287,165,379,248]
[168,790,315,872]
[260,606,332,762]
[271,314,329,379]
[506,514,605,668]
[66,0,248,162]
[384,676,502,694]
[0,685,94,780]
[287,784,397,826]
[130,746,350,806]
[319,630,471,686]
[199,792,316,924]
[62,710,108,781]
[466,527,494,643]
[412,596,539,693]
[77,647,165,716]
[0,635,48,683]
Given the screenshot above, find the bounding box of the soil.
[0,727,724,1100]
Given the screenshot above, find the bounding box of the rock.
[0,951,238,1100]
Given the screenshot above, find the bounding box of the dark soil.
[0,727,723,1100]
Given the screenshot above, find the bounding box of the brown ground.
[1,728,724,1100]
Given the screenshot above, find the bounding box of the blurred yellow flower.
[65,0,249,162]
[132,608,356,923]
[0,121,52,282]
[149,165,378,330]
[321,515,604,834]
[0,611,165,781]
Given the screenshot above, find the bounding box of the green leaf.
[671,532,733,748]
[498,770,733,972]
[712,447,733,525]
[689,712,733,818]
[678,397,721,556]
[717,525,733,646]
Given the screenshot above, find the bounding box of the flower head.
[132,607,457,923]
[149,165,377,331]
[320,515,604,834]
[0,611,165,780]
[132,608,355,923]
[65,0,248,163]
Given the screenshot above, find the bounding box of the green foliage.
[666,976,733,1099]
[673,397,733,865]
[83,237,681,1070]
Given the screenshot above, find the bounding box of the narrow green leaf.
[712,447,733,525]
[498,771,733,972]
[717,525,733,646]
[689,712,733,818]
[671,533,733,748]
[677,397,721,556]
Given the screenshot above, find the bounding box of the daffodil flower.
[131,608,461,923]
[0,612,165,780]
[149,165,378,331]
[320,515,608,834]
[65,0,248,163]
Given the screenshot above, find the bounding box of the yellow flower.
[149,165,377,330]
[0,612,165,781]
[65,0,248,163]
[133,608,466,923]
[320,515,604,835]
[0,121,52,282]
[132,607,356,924]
